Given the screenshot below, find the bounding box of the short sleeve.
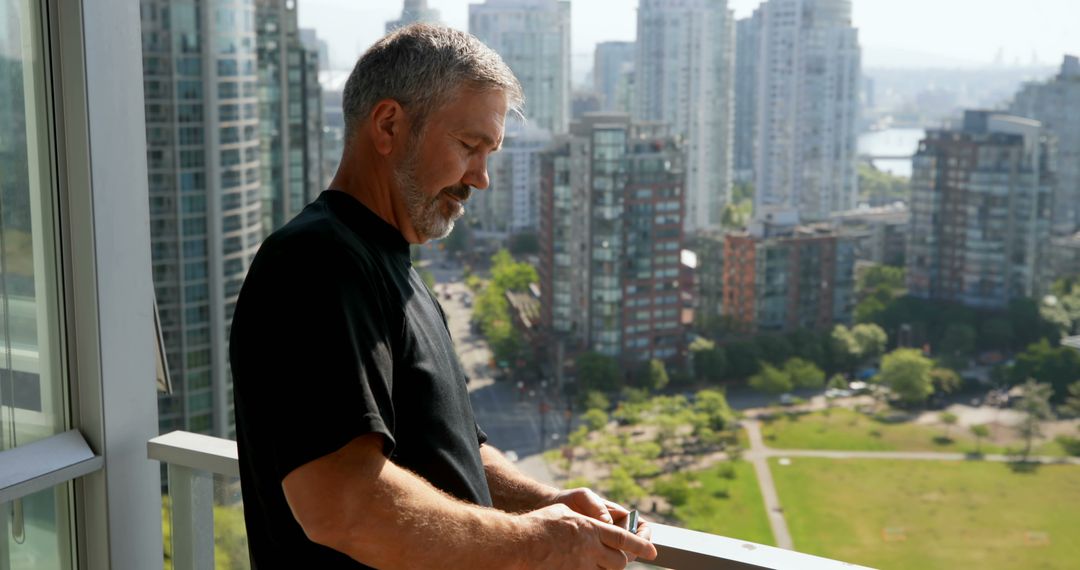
[231,240,398,481]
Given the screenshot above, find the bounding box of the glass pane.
[0,0,66,450]
[0,484,74,570]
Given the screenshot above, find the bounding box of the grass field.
[667,461,775,546]
[770,458,1080,569]
[760,408,1067,456]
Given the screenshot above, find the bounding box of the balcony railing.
[148,431,872,570]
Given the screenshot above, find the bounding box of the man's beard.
[395,143,470,242]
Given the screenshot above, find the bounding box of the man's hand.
[549,488,654,561]
[520,503,657,569]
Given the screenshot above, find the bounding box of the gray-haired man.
[229,24,656,569]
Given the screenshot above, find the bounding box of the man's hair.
[341,23,524,142]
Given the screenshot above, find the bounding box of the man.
[229,24,657,569]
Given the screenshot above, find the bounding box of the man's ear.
[369,99,407,156]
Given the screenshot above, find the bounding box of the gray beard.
[394,145,462,242]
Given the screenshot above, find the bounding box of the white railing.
[147,431,873,570]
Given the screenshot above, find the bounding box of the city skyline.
[298,0,1080,76]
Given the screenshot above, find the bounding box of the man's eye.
[459,140,477,152]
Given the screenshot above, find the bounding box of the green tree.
[1007,339,1080,400]
[851,323,888,361]
[939,411,958,439]
[930,367,962,395]
[584,390,610,412]
[1013,379,1055,461]
[647,358,670,392]
[603,467,646,505]
[690,337,727,382]
[787,329,827,369]
[783,357,825,389]
[877,348,935,405]
[1062,381,1080,417]
[829,324,861,372]
[489,249,539,292]
[582,408,609,432]
[827,374,848,391]
[749,363,792,395]
[938,323,976,366]
[725,340,762,379]
[576,352,619,394]
[857,163,910,206]
[755,334,793,366]
[693,389,735,431]
[970,424,990,454]
[857,264,906,294]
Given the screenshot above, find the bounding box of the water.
[857,127,925,178]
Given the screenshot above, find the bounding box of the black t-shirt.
[229,190,492,569]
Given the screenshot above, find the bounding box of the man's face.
[394,89,508,242]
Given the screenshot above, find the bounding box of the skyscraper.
[593,41,635,112]
[386,0,442,33]
[1009,55,1080,236]
[907,111,1054,309]
[142,0,264,437]
[635,0,735,233]
[539,114,687,367]
[753,0,860,223]
[733,15,759,184]
[256,0,325,232]
[722,223,855,334]
[469,0,570,134]
[473,123,552,236]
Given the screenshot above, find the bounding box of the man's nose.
[463,154,490,190]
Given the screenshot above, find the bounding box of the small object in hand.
[626,509,639,533]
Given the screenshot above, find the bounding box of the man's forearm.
[284,436,531,569]
[480,443,560,513]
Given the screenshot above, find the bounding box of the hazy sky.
[299,0,1079,76]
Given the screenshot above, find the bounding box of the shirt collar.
[321,190,412,263]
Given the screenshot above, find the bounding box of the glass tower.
[142,0,264,438]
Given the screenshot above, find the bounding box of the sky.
[298,0,1079,79]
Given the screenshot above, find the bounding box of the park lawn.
[761,407,1065,456]
[668,461,775,546]
[770,458,1080,570]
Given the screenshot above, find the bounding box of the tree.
[755,335,794,366]
[787,329,827,369]
[851,323,888,361]
[827,374,848,391]
[490,250,539,292]
[582,408,609,432]
[938,323,976,366]
[646,358,670,392]
[1013,379,1055,461]
[1007,339,1080,400]
[829,325,861,372]
[603,467,646,505]
[858,163,910,206]
[939,411,958,439]
[857,264,906,295]
[584,390,610,412]
[970,424,990,454]
[694,389,735,431]
[576,352,619,394]
[877,348,935,405]
[725,340,762,379]
[749,363,792,395]
[1063,381,1080,417]
[930,367,962,395]
[690,337,726,382]
[783,358,825,389]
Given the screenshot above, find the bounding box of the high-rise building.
[907,111,1054,309]
[635,0,735,233]
[753,0,860,222]
[256,0,325,232]
[142,0,265,438]
[593,41,635,112]
[1049,232,1080,284]
[722,222,855,334]
[1009,55,1080,236]
[829,203,910,267]
[473,122,552,236]
[386,0,442,33]
[539,114,687,368]
[470,0,570,134]
[733,15,759,184]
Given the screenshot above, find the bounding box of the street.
[428,255,568,486]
